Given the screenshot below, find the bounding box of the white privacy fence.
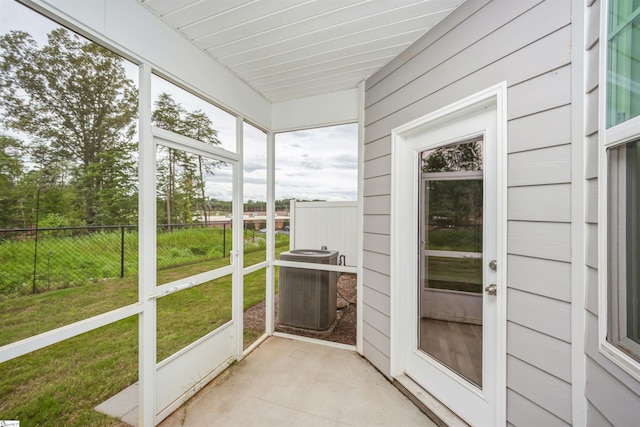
[289,201,358,267]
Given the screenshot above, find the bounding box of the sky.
[0,0,358,204]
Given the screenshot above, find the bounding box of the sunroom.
[6,0,640,426]
[0,0,466,426]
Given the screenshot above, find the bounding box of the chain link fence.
[0,221,288,295]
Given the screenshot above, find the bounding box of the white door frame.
[149,126,242,423]
[389,83,507,426]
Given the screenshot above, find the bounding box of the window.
[608,140,640,361]
[604,0,640,367]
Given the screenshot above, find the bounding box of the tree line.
[0,28,257,229]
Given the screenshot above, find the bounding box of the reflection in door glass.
[418,137,484,388]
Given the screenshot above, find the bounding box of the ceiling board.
[162,0,252,28]
[229,28,427,75]
[140,0,462,103]
[219,12,446,68]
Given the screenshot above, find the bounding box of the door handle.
[485,284,497,296]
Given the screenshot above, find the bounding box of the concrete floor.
[158,336,436,427]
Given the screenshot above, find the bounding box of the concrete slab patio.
[158,336,436,427]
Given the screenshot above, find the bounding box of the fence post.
[32,187,41,294]
[223,223,226,258]
[120,226,125,278]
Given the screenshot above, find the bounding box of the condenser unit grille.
[278,249,338,330]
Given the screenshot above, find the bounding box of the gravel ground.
[243,273,357,346]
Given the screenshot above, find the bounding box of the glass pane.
[607,2,640,127]
[157,274,232,362]
[418,139,484,388]
[156,145,233,286]
[426,256,483,293]
[0,3,139,343]
[627,141,640,345]
[151,74,237,152]
[243,122,268,264]
[243,268,267,349]
[424,179,483,252]
[421,138,483,172]
[275,123,357,201]
[608,139,640,361]
[0,316,137,425]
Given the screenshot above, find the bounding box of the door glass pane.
[418,138,484,388]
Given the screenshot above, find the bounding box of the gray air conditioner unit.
[278,249,338,330]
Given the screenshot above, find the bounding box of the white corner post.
[265,131,276,334]
[233,116,245,359]
[570,0,587,424]
[356,80,365,354]
[138,63,157,427]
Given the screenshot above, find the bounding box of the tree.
[0,28,138,225]
[0,135,23,227]
[153,93,188,227]
[152,93,221,226]
[182,109,222,224]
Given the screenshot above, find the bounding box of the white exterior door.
[391,87,505,426]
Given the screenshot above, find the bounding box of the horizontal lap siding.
[363,0,574,421]
[507,390,571,427]
[583,0,640,424]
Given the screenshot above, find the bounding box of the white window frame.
[598,0,640,381]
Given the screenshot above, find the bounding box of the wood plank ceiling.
[139,0,461,103]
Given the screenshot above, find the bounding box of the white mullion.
[421,171,483,181]
[138,63,156,427]
[152,127,239,163]
[272,260,358,274]
[151,264,234,299]
[0,304,142,363]
[233,116,244,359]
[266,132,276,334]
[425,250,483,259]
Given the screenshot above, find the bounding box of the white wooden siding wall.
[363,0,574,422]
[290,201,358,266]
[583,0,640,425]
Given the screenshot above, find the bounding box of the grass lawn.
[0,240,288,427]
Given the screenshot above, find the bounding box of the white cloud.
[275,123,357,201]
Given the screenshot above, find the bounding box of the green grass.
[0,226,283,295]
[0,239,289,427]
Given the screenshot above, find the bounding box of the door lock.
[489,260,497,270]
[485,284,497,296]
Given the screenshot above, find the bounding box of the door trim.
[389,83,507,426]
